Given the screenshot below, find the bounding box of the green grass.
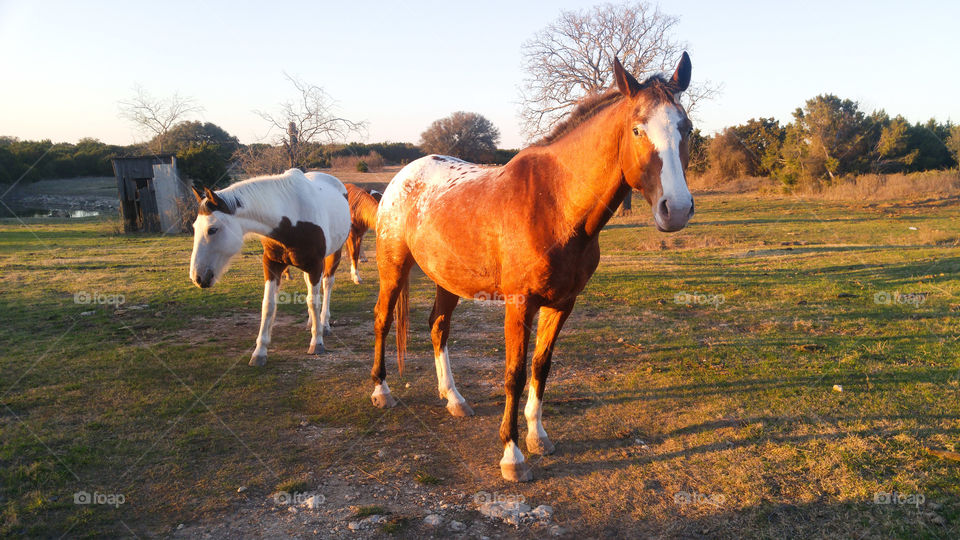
[1,192,959,537]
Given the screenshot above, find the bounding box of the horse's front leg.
[251,258,286,367]
[304,271,324,354]
[500,297,537,482]
[525,299,575,455]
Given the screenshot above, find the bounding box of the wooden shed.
[112,155,193,233]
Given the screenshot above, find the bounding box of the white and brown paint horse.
[189,169,350,366]
[370,54,695,481]
[343,183,381,284]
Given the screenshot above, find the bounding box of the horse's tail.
[395,275,409,376]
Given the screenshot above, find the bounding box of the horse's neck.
[549,105,630,239]
[227,184,286,237]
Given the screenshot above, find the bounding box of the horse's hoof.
[249,353,267,367]
[526,433,555,455]
[351,276,362,285]
[371,391,397,409]
[307,343,325,355]
[446,400,474,417]
[500,461,533,482]
[323,327,332,337]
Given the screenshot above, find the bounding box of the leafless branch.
[118,85,203,153]
[519,1,720,139]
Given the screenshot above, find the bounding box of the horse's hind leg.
[346,228,364,284]
[251,257,286,367]
[429,286,473,417]
[320,250,342,336]
[525,299,575,455]
[304,271,324,354]
[370,248,413,409]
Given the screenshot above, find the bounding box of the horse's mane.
[535,74,674,146]
[211,169,306,220]
[344,183,379,230]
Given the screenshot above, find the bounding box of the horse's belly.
[409,238,498,299]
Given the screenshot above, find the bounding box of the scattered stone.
[347,521,362,531]
[832,384,843,392]
[549,524,567,536]
[177,524,184,530]
[288,506,298,514]
[424,514,443,526]
[303,495,324,509]
[236,486,247,493]
[80,311,95,316]
[449,520,466,531]
[405,383,411,388]
[528,505,554,521]
[479,501,531,526]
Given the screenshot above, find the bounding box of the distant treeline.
[693,94,960,188]
[0,122,520,188]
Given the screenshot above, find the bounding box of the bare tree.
[118,85,203,153]
[255,74,366,170]
[519,1,720,139]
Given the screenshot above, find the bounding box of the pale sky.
[1,0,957,149]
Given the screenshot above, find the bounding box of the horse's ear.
[669,51,692,93]
[191,185,204,203]
[614,57,641,98]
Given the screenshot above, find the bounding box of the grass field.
[1,178,959,537]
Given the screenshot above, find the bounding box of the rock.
[449,520,466,531]
[832,384,843,392]
[347,521,362,531]
[362,515,386,525]
[303,495,324,509]
[236,486,247,493]
[479,501,530,525]
[549,524,567,536]
[423,514,443,526]
[528,505,554,521]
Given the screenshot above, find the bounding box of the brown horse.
[343,183,381,284]
[370,54,695,481]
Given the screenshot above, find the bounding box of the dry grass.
[690,170,960,202]
[330,152,385,172]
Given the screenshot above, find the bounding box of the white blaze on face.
[637,103,692,208]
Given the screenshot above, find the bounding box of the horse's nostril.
[658,198,670,218]
[689,200,695,217]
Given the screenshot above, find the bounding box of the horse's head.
[189,186,243,288]
[615,52,694,232]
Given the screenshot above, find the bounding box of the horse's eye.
[208,227,219,235]
[632,127,640,136]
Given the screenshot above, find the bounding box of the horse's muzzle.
[655,197,694,232]
[194,269,215,288]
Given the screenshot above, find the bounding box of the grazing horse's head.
[189,186,244,288]
[615,52,695,232]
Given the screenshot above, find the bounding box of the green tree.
[151,121,239,188]
[419,112,500,163]
[730,117,784,176]
[946,125,960,167]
